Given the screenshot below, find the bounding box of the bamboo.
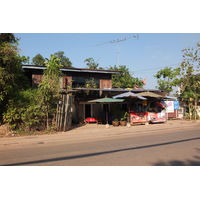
[61,94,65,131]
[57,95,62,131]
[64,94,69,131]
[56,102,59,125]
[59,94,64,131]
[68,95,73,128]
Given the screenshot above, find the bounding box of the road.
[0,122,200,166]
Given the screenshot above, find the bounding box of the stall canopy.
[136,91,163,98]
[88,98,125,125]
[164,96,177,100]
[112,91,146,124]
[88,98,124,103]
[155,102,165,108]
[112,91,147,100]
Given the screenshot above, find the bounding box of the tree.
[84,57,99,69]
[0,33,29,122]
[178,42,200,119]
[0,33,18,45]
[32,54,45,66]
[53,51,73,68]
[3,55,62,131]
[154,67,180,93]
[108,65,144,88]
[38,55,62,129]
[154,42,200,119]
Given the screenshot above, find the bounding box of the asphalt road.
[0,125,200,166]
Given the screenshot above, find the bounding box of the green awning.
[136,91,163,98]
[88,98,124,103]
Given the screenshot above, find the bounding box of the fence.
[56,93,74,131]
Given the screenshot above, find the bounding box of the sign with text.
[165,101,174,113]
[174,101,179,110]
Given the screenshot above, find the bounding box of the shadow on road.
[152,148,200,166]
[3,137,200,166]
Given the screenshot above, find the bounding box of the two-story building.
[22,65,167,130]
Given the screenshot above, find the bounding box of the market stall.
[129,93,166,125]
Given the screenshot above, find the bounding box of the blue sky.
[15,33,200,89]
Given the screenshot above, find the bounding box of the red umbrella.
[155,102,165,108]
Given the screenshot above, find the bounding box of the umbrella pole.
[105,103,109,128]
[127,102,131,127]
[106,110,108,124]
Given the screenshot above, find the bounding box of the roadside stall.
[87,97,125,125]
[112,91,147,126]
[129,92,166,125]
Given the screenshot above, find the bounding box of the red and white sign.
[165,101,174,113]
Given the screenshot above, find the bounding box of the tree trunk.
[189,102,191,120]
[194,100,197,120]
[46,108,49,130]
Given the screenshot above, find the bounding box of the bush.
[3,89,45,131]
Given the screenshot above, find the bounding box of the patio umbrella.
[155,102,165,108]
[136,91,163,98]
[88,98,125,103]
[112,91,147,100]
[88,98,124,124]
[112,92,147,124]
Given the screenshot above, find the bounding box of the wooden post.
[57,96,62,131]
[63,94,69,131]
[59,94,65,131]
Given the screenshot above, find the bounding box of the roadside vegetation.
[0,33,199,137]
[0,34,63,135]
[154,42,200,119]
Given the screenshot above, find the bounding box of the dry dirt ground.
[0,124,13,137]
[0,120,200,148]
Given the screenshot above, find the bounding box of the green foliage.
[0,33,19,45]
[85,78,97,89]
[3,55,62,130]
[154,42,200,119]
[120,111,128,121]
[3,89,45,130]
[178,43,200,120]
[154,67,180,93]
[21,56,30,65]
[108,65,144,88]
[38,55,62,129]
[53,51,73,68]
[1,36,68,131]
[0,33,30,122]
[84,57,99,69]
[32,53,45,66]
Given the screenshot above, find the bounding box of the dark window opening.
[72,76,99,88]
[85,104,91,118]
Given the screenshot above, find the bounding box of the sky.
[2,0,200,197]
[15,33,200,89]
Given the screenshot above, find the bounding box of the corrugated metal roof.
[22,65,121,74]
[74,88,166,93]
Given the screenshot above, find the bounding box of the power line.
[130,63,181,74]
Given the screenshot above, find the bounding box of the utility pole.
[96,34,139,67]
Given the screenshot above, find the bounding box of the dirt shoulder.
[0,120,199,148]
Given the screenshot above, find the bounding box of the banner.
[174,101,179,110]
[165,101,174,113]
